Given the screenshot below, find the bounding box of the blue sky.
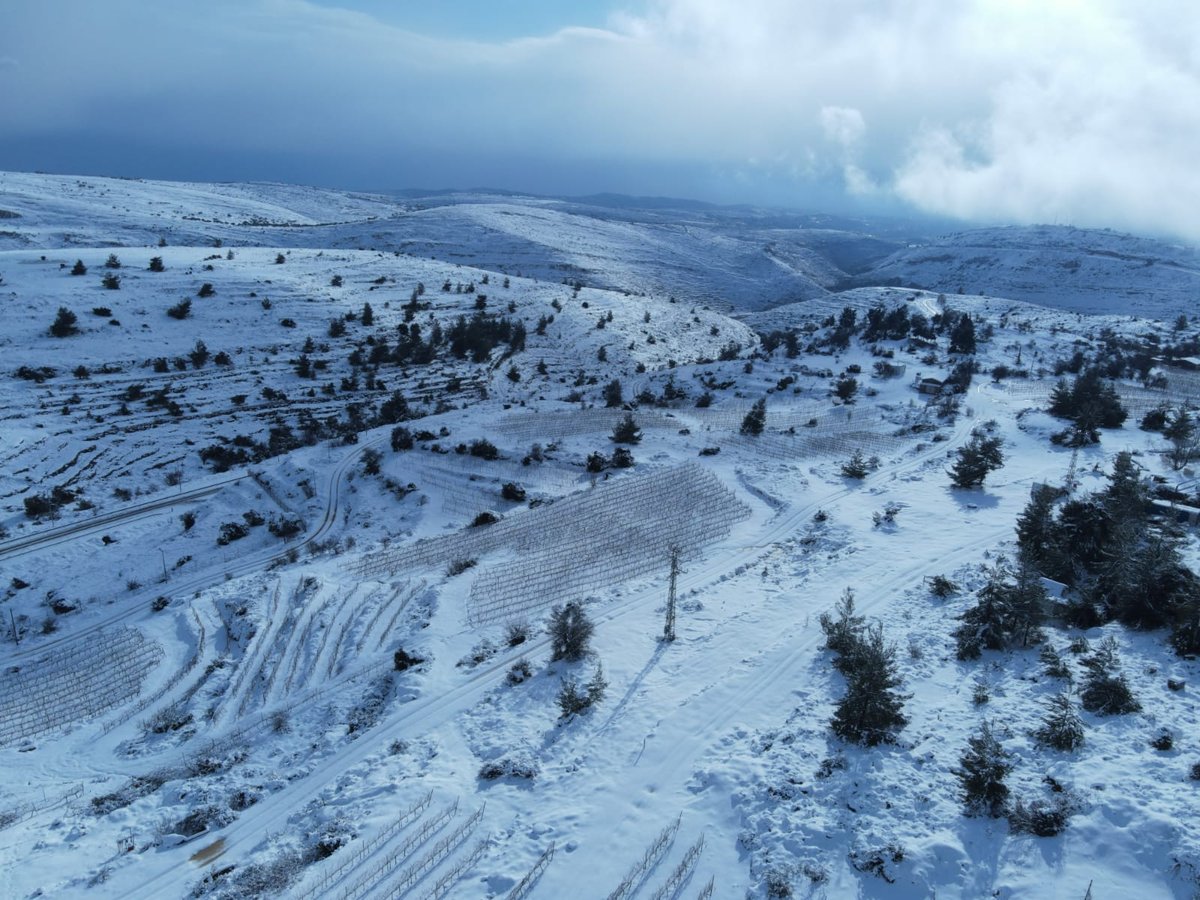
[312,1,622,41]
[1,1,1198,239]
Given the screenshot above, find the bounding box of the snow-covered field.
[0,173,1198,899]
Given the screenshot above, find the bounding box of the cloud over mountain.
[1,0,1196,240]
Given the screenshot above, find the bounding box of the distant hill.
[851,224,1200,320]
[3,172,1196,319]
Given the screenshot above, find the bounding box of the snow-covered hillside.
[0,172,920,310]
[855,225,1200,320]
[1,172,1199,900]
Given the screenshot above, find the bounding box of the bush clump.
[216,521,249,545]
[478,753,539,781]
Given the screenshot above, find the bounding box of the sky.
[1,0,1199,241]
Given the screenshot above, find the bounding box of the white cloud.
[820,107,866,150]
[1,0,1197,240]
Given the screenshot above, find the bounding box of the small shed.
[914,376,944,396]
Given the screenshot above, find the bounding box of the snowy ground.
[0,173,1198,899]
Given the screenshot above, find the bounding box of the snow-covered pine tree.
[548,600,594,662]
[956,721,1011,817]
[830,623,907,746]
[740,398,767,436]
[1033,692,1084,751]
[841,448,869,479]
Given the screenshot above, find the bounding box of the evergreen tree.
[361,302,374,326]
[1008,557,1048,648]
[49,307,79,337]
[841,448,870,479]
[1048,368,1127,442]
[740,398,767,436]
[819,589,866,663]
[1101,535,1199,629]
[610,412,642,444]
[1164,406,1197,469]
[955,569,1012,659]
[104,253,121,269]
[611,447,634,468]
[949,433,1004,488]
[1015,485,1059,571]
[70,259,87,276]
[1033,693,1084,751]
[390,426,414,451]
[167,298,192,320]
[586,663,608,705]
[954,559,1044,658]
[956,721,1011,817]
[949,315,977,354]
[834,377,859,402]
[189,339,209,368]
[1079,637,1141,715]
[1170,594,1200,657]
[603,379,623,408]
[831,623,907,746]
[549,600,594,662]
[148,256,165,272]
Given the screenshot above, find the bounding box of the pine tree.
[189,339,209,368]
[740,398,767,436]
[148,256,165,272]
[1033,693,1084,751]
[956,721,1011,816]
[361,302,374,326]
[49,307,79,337]
[949,315,977,354]
[586,663,608,705]
[603,379,623,408]
[390,426,414,451]
[831,623,907,746]
[1048,379,1074,417]
[70,259,87,276]
[1079,637,1140,715]
[549,600,594,662]
[834,377,858,402]
[1171,594,1200,657]
[949,433,1004,488]
[841,448,869,479]
[954,570,1012,659]
[1008,556,1047,648]
[1102,451,1146,525]
[1164,406,1197,470]
[819,588,866,663]
[610,413,642,444]
[1015,485,1059,571]
[167,298,192,320]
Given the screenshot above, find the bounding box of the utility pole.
[663,545,681,642]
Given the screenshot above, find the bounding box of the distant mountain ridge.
[2,171,1195,318]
